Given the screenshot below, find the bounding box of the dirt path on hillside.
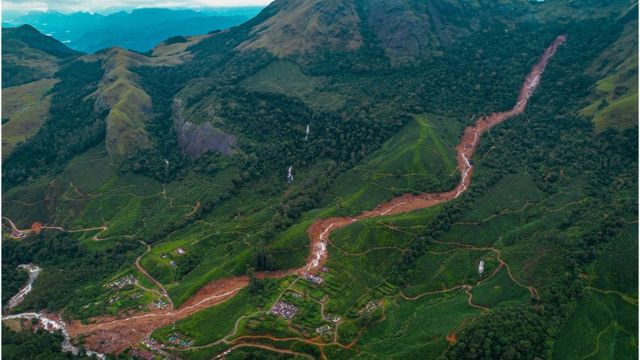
[135,241,174,310]
[7,35,566,356]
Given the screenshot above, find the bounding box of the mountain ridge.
[2,24,80,87]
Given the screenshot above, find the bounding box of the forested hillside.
[1,0,637,359]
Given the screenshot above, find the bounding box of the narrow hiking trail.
[4,35,566,356]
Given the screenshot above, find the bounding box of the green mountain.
[2,24,80,87]
[1,1,637,359]
[1,25,81,157]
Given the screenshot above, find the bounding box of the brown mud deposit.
[66,277,247,353]
[42,35,566,354]
[303,34,566,273]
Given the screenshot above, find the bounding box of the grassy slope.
[325,114,459,214]
[580,18,638,132]
[3,148,231,233]
[240,60,346,111]
[2,25,78,88]
[94,38,206,157]
[1,78,58,157]
[96,49,154,157]
[325,172,597,356]
[139,177,280,305]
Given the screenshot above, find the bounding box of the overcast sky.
[3,0,272,13]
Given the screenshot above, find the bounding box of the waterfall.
[287,166,294,183]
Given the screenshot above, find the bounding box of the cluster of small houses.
[104,274,136,290]
[302,273,324,285]
[269,271,324,320]
[152,298,168,309]
[103,275,136,305]
[362,301,380,313]
[268,271,347,335]
[270,300,299,319]
[103,274,172,310]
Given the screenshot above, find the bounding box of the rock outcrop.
[173,99,236,158]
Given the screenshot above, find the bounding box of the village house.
[325,314,342,323]
[303,273,323,285]
[316,325,332,335]
[167,333,193,347]
[362,300,380,313]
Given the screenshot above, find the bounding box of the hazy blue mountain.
[2,7,263,53]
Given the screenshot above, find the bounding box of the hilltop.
[2,24,80,87]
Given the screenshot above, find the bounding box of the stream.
[3,264,105,359]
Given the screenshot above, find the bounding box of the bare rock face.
[173,99,236,158]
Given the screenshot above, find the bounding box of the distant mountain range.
[2,7,264,53]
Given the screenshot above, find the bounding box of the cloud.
[3,0,271,13]
[3,1,50,12]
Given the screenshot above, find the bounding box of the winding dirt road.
[7,35,566,356]
[2,216,108,240]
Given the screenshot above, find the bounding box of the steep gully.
[3,35,566,355]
